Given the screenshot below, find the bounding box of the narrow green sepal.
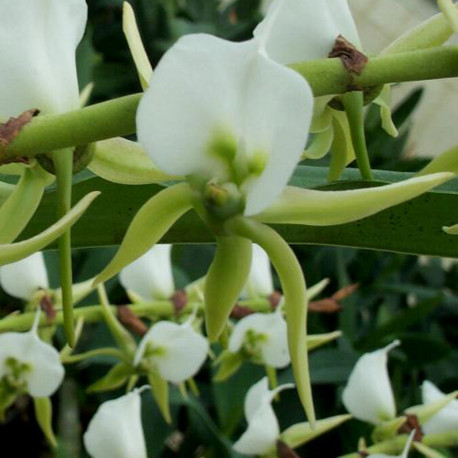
[87,363,133,393]
[423,431,458,449]
[227,217,316,427]
[0,164,52,244]
[417,146,458,176]
[204,235,252,341]
[303,127,334,160]
[256,172,454,227]
[0,181,14,206]
[444,223,458,235]
[34,397,57,448]
[413,442,445,458]
[0,191,99,266]
[94,182,193,285]
[213,351,244,382]
[148,372,171,424]
[123,1,154,90]
[405,390,458,424]
[373,85,399,138]
[89,138,179,185]
[371,416,407,443]
[328,111,355,182]
[438,0,458,33]
[307,331,342,352]
[280,414,352,450]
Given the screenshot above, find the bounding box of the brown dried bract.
[309,283,359,314]
[171,290,188,316]
[398,414,423,441]
[40,294,56,322]
[0,109,39,159]
[117,306,148,336]
[269,291,282,309]
[230,304,255,319]
[276,440,300,458]
[329,35,368,75]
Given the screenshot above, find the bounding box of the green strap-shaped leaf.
[94,182,193,285]
[280,414,352,450]
[89,138,179,185]
[123,2,154,90]
[228,217,315,427]
[0,166,53,244]
[204,235,252,341]
[148,372,171,424]
[256,173,454,226]
[0,191,99,265]
[33,397,57,448]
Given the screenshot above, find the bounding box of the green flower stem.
[0,299,273,333]
[339,434,409,458]
[62,347,128,364]
[342,92,374,181]
[97,284,137,356]
[226,217,315,427]
[2,46,458,162]
[52,149,75,347]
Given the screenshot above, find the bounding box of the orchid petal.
[0,332,64,397]
[0,252,48,301]
[89,138,179,185]
[256,173,454,226]
[135,321,209,384]
[228,313,290,368]
[421,381,458,434]
[417,146,458,177]
[0,0,87,116]
[242,244,274,299]
[120,245,175,301]
[254,0,360,66]
[136,33,313,215]
[342,341,400,425]
[83,391,147,458]
[233,402,279,455]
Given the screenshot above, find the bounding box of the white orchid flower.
[136,34,313,217]
[83,390,147,458]
[0,252,48,301]
[234,377,294,455]
[242,244,274,299]
[0,0,87,117]
[422,380,458,434]
[368,430,416,458]
[342,341,400,425]
[254,0,360,66]
[119,244,175,301]
[134,320,209,384]
[229,309,289,368]
[0,310,64,398]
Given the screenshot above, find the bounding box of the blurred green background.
[0,1,456,456]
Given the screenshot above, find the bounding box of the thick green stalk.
[342,92,374,181]
[2,47,458,162]
[0,299,273,333]
[227,217,315,427]
[52,149,75,347]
